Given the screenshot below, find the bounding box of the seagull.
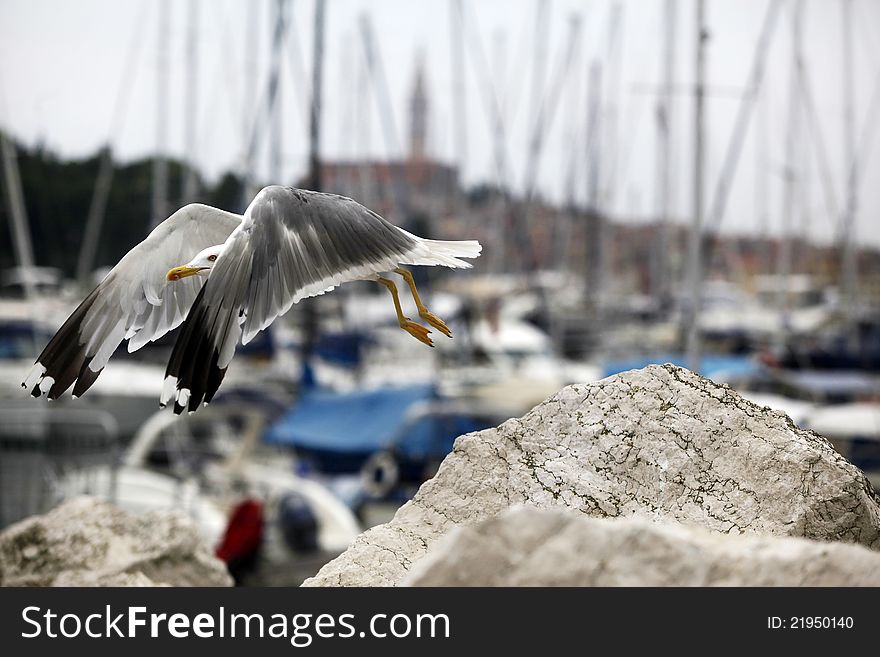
[23,186,481,415]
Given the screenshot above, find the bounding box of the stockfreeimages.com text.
[21,605,450,647]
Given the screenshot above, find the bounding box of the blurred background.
[1,0,879,584]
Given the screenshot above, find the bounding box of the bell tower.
[409,54,428,163]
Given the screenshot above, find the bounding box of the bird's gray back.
[243,185,417,290]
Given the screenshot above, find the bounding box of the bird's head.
[166,245,224,281]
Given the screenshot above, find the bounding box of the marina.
[1,0,879,587]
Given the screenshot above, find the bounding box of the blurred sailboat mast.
[77,154,114,289]
[76,2,149,287]
[307,0,325,192]
[653,0,676,304]
[755,62,770,276]
[182,0,200,202]
[0,131,35,300]
[301,0,326,370]
[554,11,586,271]
[776,0,804,341]
[456,1,513,273]
[245,4,260,147]
[500,0,548,272]
[359,12,413,223]
[354,37,372,205]
[703,0,782,280]
[268,0,291,184]
[240,1,262,207]
[585,60,602,306]
[449,0,467,214]
[685,0,706,372]
[596,4,623,309]
[241,0,290,206]
[840,0,858,327]
[519,13,581,271]
[150,0,170,229]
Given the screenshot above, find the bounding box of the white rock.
[404,506,880,586]
[0,496,232,587]
[304,364,880,586]
[53,571,170,587]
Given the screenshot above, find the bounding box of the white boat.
[122,404,362,553]
[738,391,817,426]
[802,403,880,489]
[803,403,880,438]
[57,463,228,548]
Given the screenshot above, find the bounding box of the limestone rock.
[304,364,880,586]
[405,506,880,586]
[53,571,169,587]
[0,496,232,587]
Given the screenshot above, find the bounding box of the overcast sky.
[1,0,878,246]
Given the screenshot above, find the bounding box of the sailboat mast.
[182,0,200,202]
[240,1,261,207]
[777,0,804,338]
[359,13,412,221]
[76,2,149,287]
[450,0,467,210]
[0,132,35,300]
[840,0,858,324]
[654,0,676,303]
[507,0,549,272]
[268,0,290,184]
[355,37,372,205]
[245,4,259,144]
[602,3,624,214]
[555,12,584,271]
[756,76,770,276]
[585,59,602,306]
[300,0,326,370]
[596,4,623,308]
[526,0,550,167]
[519,14,581,271]
[151,0,170,229]
[307,0,326,191]
[685,0,706,372]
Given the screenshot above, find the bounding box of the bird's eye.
[208,255,217,262]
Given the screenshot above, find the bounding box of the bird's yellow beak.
[166,265,205,281]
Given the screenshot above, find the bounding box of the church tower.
[409,55,428,163]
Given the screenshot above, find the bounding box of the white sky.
[1,0,879,246]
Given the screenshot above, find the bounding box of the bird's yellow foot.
[419,310,452,338]
[401,319,434,347]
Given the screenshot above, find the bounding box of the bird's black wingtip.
[26,288,105,401]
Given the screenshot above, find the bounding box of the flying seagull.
[23,186,481,415]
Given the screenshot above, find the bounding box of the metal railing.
[0,402,118,528]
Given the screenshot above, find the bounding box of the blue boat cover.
[264,384,436,454]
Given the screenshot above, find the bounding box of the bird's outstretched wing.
[162,185,480,414]
[23,204,241,399]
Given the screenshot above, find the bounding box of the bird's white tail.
[404,236,483,268]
